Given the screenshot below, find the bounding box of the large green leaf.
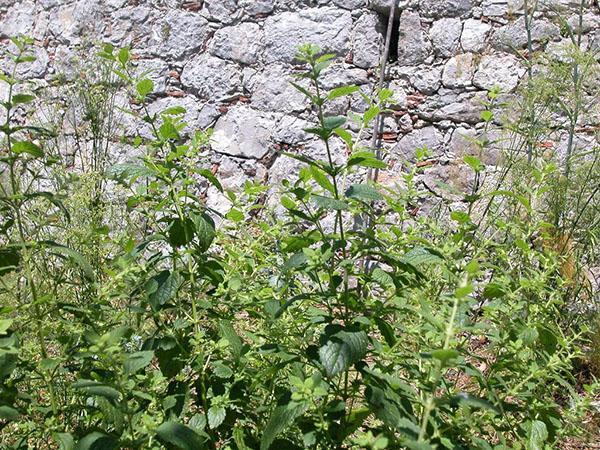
[168,217,195,247]
[347,151,386,169]
[400,247,444,267]
[106,163,153,184]
[12,140,43,157]
[318,328,368,377]
[0,405,19,421]
[73,380,120,402]
[147,270,180,309]
[0,247,20,275]
[218,320,242,359]
[345,183,383,202]
[124,350,154,374]
[45,242,95,279]
[74,432,118,450]
[312,194,349,211]
[260,400,306,450]
[207,406,226,429]
[193,212,215,252]
[156,421,208,449]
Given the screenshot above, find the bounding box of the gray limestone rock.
[461,19,491,52]
[481,0,523,16]
[239,0,275,15]
[430,18,462,57]
[333,0,367,9]
[420,0,473,18]
[181,54,242,100]
[491,17,560,51]
[263,8,352,63]
[352,12,384,69]
[210,22,264,65]
[473,54,526,92]
[417,90,487,124]
[393,126,445,160]
[245,64,307,114]
[442,53,475,88]
[397,10,431,65]
[411,66,443,94]
[149,10,210,59]
[202,0,241,24]
[211,106,274,159]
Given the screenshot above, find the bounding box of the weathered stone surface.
[210,22,263,65]
[393,126,445,160]
[351,12,383,69]
[202,0,241,24]
[244,64,307,114]
[333,0,367,9]
[211,107,274,159]
[461,19,491,52]
[368,0,411,14]
[442,53,475,88]
[491,17,560,51]
[397,10,430,65]
[417,90,487,124]
[148,96,221,132]
[320,64,369,90]
[107,7,152,47]
[181,54,242,100]
[149,10,210,59]
[481,0,523,16]
[411,66,443,94]
[135,59,169,94]
[430,18,462,57]
[263,8,352,63]
[420,0,473,18]
[473,54,526,92]
[274,115,312,145]
[239,0,275,15]
[449,126,501,165]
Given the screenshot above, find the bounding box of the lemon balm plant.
[0,38,595,449]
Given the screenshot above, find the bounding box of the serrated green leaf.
[347,151,386,169]
[219,320,242,359]
[74,432,118,450]
[124,350,154,374]
[12,93,35,104]
[73,380,120,401]
[156,421,208,450]
[327,85,359,100]
[309,166,335,194]
[193,212,215,252]
[345,183,383,202]
[207,406,226,429]
[319,329,368,377]
[136,78,154,97]
[312,194,349,211]
[148,270,180,309]
[400,247,443,267]
[260,401,306,450]
[46,243,95,280]
[0,405,19,421]
[106,163,153,184]
[54,432,74,450]
[168,217,195,247]
[323,115,346,130]
[12,141,43,157]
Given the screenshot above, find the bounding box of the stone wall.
[1,0,599,211]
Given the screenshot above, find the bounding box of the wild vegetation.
[0,31,598,450]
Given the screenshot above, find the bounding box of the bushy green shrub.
[0,38,597,450]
